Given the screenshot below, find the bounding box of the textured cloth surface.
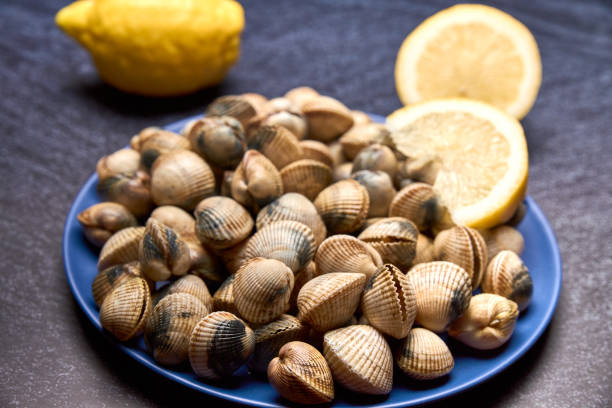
[1,0,611,407]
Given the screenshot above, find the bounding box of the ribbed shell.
[351,170,396,218]
[150,205,195,238]
[339,123,391,160]
[332,162,353,182]
[77,202,137,247]
[482,250,533,311]
[358,217,418,271]
[301,96,354,142]
[448,293,519,350]
[396,328,454,380]
[194,196,253,250]
[407,261,472,332]
[96,148,140,181]
[315,235,382,279]
[314,179,369,234]
[242,220,315,273]
[248,315,308,373]
[99,277,151,342]
[280,159,332,201]
[98,227,145,272]
[153,274,213,311]
[183,237,225,284]
[256,193,327,247]
[212,274,240,315]
[261,110,308,140]
[133,129,191,170]
[289,261,317,313]
[414,234,435,265]
[323,325,393,395]
[248,125,303,170]
[389,183,453,234]
[231,150,283,211]
[299,140,334,167]
[205,95,258,127]
[268,341,334,404]
[96,169,153,218]
[150,150,216,211]
[139,218,191,281]
[187,116,246,170]
[189,311,255,379]
[352,144,398,180]
[241,92,268,114]
[297,273,366,332]
[144,293,209,365]
[361,264,417,339]
[92,262,147,307]
[480,226,525,260]
[233,258,294,324]
[433,226,487,289]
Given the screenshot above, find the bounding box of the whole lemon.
[56,0,244,96]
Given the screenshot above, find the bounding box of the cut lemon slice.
[395,4,541,119]
[388,98,528,229]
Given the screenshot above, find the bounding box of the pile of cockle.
[79,86,532,405]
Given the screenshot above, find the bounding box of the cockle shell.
[315,235,382,279]
[144,293,209,365]
[205,95,258,128]
[396,328,454,380]
[256,193,327,247]
[352,143,398,180]
[97,170,153,217]
[242,220,315,273]
[98,226,145,271]
[248,107,307,141]
[183,237,225,284]
[241,93,268,114]
[96,148,140,181]
[406,261,472,333]
[212,274,239,315]
[314,179,369,234]
[231,150,284,211]
[220,170,234,197]
[248,315,308,374]
[339,123,391,160]
[479,225,525,260]
[285,86,319,108]
[395,156,441,186]
[433,226,487,289]
[280,159,332,201]
[482,250,533,311]
[289,261,317,313]
[448,293,519,350]
[301,96,354,142]
[194,196,253,250]
[358,217,418,271]
[99,277,151,341]
[332,162,353,182]
[323,325,393,395]
[361,264,417,339]
[130,128,191,170]
[297,272,366,332]
[413,233,435,265]
[299,140,334,167]
[351,170,396,218]
[189,311,255,379]
[77,202,137,247]
[268,341,334,404]
[153,274,213,311]
[150,205,195,238]
[248,125,303,169]
[139,218,191,281]
[389,182,454,234]
[187,116,247,170]
[351,110,372,126]
[216,238,250,274]
[150,150,216,211]
[328,141,347,167]
[92,262,148,307]
[233,258,294,324]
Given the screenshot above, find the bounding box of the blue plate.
[63,114,562,407]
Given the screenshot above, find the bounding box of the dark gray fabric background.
[1,0,611,407]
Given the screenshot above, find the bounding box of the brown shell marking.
[482,250,533,311]
[231,150,283,211]
[351,170,397,218]
[280,159,332,201]
[96,149,141,181]
[352,143,398,180]
[314,179,370,234]
[358,217,418,271]
[315,235,382,279]
[194,196,253,250]
[205,95,258,128]
[212,274,240,315]
[98,226,145,271]
[78,202,137,247]
[248,125,303,170]
[389,182,454,234]
[150,205,195,238]
[187,116,247,170]
[131,128,191,170]
[433,226,487,289]
[99,277,151,342]
[139,218,191,281]
[396,328,454,380]
[152,274,213,311]
[97,169,153,217]
[414,233,435,265]
[92,261,148,307]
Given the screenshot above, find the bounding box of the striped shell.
[242,220,316,273]
[144,293,209,365]
[314,179,370,234]
[297,272,366,332]
[389,183,453,234]
[248,125,303,169]
[289,261,317,313]
[299,140,334,167]
[92,262,148,307]
[97,169,153,217]
[268,341,334,404]
[315,235,382,279]
[414,233,435,265]
[187,116,246,169]
[131,128,190,170]
[479,226,525,260]
[99,277,151,342]
[233,258,294,324]
[189,311,255,379]
[256,193,327,247]
[351,170,396,218]
[150,150,216,211]
[205,95,258,128]
[406,261,472,333]
[139,218,191,281]
[301,96,354,142]
[323,325,393,395]
[153,274,212,311]
[396,328,454,380]
[150,205,195,238]
[482,250,533,311]
[280,159,332,201]
[231,150,283,211]
[358,217,418,271]
[248,315,308,373]
[352,143,398,180]
[448,293,519,350]
[194,196,253,250]
[361,264,417,339]
[77,202,137,247]
[98,226,145,271]
[241,92,268,114]
[339,123,391,160]
[212,274,240,315]
[433,226,487,288]
[261,110,308,140]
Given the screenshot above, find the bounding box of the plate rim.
[63,115,562,408]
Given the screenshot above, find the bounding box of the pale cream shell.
[280,159,332,201]
[98,226,145,272]
[482,250,533,311]
[315,235,382,279]
[433,226,487,289]
[358,217,418,271]
[194,196,254,250]
[396,328,454,380]
[314,179,370,234]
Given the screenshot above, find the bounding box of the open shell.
[92,262,148,307]
[315,235,382,279]
[351,170,396,218]
[389,183,454,234]
[482,250,533,311]
[205,95,258,128]
[314,179,369,234]
[187,116,246,170]
[153,274,212,311]
[406,261,472,333]
[396,328,454,380]
[194,196,253,250]
[77,202,137,247]
[231,150,283,211]
[99,277,151,342]
[301,96,354,142]
[139,218,191,281]
[358,217,418,271]
[98,226,145,272]
[248,125,303,169]
[433,226,487,289]
[323,325,393,395]
[280,159,332,201]
[299,140,334,167]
